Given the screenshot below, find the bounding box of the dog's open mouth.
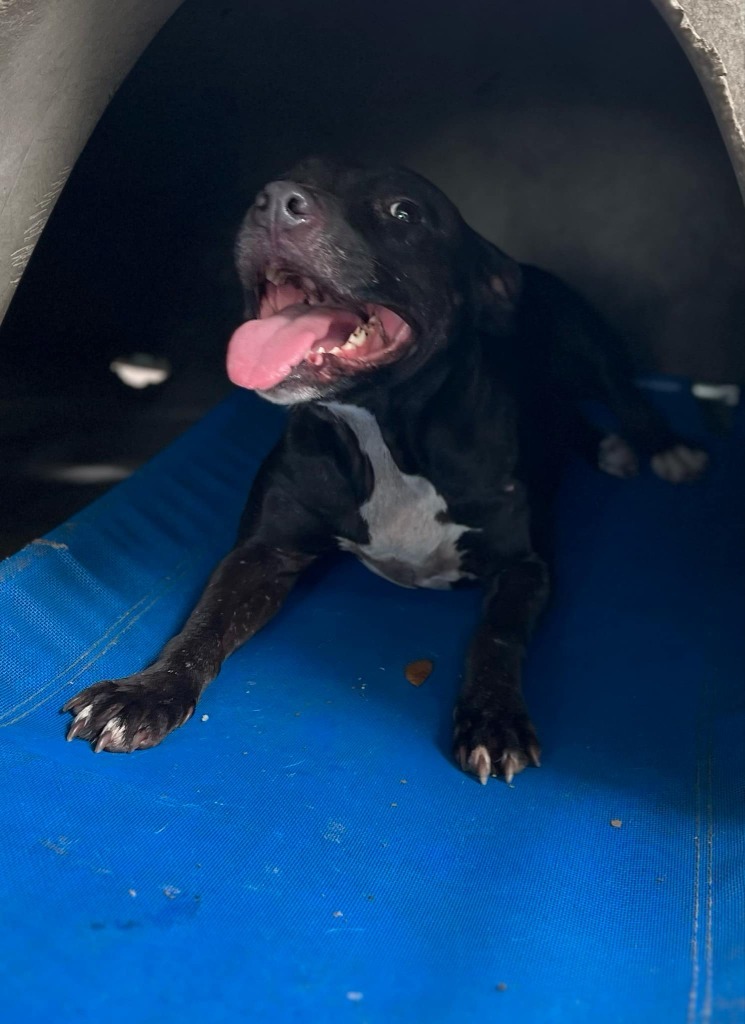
[227,269,413,391]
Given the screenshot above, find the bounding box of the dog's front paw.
[651,444,708,483]
[63,674,197,753]
[453,701,541,785]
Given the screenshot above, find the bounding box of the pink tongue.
[227,305,361,390]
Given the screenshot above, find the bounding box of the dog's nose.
[252,181,317,230]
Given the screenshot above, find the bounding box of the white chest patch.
[325,402,476,589]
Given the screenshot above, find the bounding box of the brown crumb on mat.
[610,819,623,828]
[405,659,434,686]
[495,982,508,992]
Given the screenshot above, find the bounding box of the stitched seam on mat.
[1,592,152,722]
[687,685,715,1024]
[687,758,702,1024]
[0,557,195,725]
[701,747,714,1024]
[0,581,188,727]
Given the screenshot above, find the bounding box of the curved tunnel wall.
[1,0,744,387]
[0,0,182,325]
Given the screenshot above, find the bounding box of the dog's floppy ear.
[467,228,522,330]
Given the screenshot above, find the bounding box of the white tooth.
[316,346,326,354]
[266,267,282,285]
[347,326,367,347]
[341,340,356,351]
[330,346,342,355]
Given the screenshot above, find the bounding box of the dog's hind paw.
[651,444,708,483]
[453,703,541,785]
[63,674,197,753]
[598,434,639,479]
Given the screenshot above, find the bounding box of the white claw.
[468,745,492,785]
[501,750,527,785]
[75,704,93,725]
[94,719,127,752]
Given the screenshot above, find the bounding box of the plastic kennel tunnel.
[1,2,743,1021]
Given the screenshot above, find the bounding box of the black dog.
[64,158,707,783]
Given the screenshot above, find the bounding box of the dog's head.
[228,157,521,405]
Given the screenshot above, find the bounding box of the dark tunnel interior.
[1,0,743,555]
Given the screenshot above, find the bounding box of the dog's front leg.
[64,541,315,752]
[454,554,549,784]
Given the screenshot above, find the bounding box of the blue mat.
[1,381,743,1023]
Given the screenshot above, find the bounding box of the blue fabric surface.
[0,382,743,1023]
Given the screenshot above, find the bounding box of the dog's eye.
[388,200,422,225]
